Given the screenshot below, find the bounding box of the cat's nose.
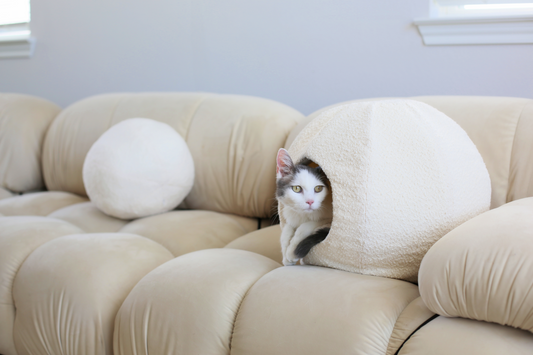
[306,200,314,206]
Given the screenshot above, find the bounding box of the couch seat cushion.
[399,316,533,355]
[0,191,88,216]
[120,210,258,256]
[231,265,419,355]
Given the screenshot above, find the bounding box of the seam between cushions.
[394,314,439,355]
[184,94,210,143]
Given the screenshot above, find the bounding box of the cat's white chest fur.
[282,203,331,229]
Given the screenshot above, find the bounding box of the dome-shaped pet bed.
[281,99,491,282]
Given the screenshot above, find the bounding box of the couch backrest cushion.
[42,93,303,218]
[291,96,533,209]
[0,94,61,193]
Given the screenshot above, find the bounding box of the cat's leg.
[285,221,322,264]
[280,225,296,266]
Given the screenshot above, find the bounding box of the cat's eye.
[292,186,302,193]
[314,186,324,193]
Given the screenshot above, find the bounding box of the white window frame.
[414,1,533,45]
[0,0,34,59]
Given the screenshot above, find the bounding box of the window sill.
[0,28,35,58]
[413,15,533,46]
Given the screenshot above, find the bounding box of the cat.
[276,148,332,266]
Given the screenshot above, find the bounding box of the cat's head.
[276,148,328,214]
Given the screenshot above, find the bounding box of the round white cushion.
[282,99,491,282]
[83,118,194,219]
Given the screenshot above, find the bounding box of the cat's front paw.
[284,244,302,265]
[282,256,298,266]
[283,249,300,266]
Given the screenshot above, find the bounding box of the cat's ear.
[276,148,294,179]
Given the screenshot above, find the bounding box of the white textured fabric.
[283,100,491,282]
[83,118,194,219]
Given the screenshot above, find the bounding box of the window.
[0,0,30,25]
[430,0,533,17]
[0,0,34,58]
[414,1,533,45]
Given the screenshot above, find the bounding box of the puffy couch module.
[0,217,84,355]
[0,94,61,192]
[42,92,304,218]
[114,249,419,355]
[0,92,306,355]
[419,197,533,333]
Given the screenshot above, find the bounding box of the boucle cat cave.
[280,99,491,282]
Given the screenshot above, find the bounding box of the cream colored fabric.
[0,191,88,216]
[43,93,206,196]
[0,187,14,200]
[231,265,419,355]
[284,100,490,282]
[184,94,303,218]
[0,94,61,192]
[119,210,257,256]
[413,96,533,209]
[284,97,395,149]
[419,197,533,332]
[507,100,533,203]
[225,224,283,264]
[48,202,128,232]
[292,96,533,209]
[0,217,83,355]
[83,118,195,219]
[399,316,533,355]
[42,93,303,218]
[114,249,280,355]
[386,297,435,355]
[13,233,173,355]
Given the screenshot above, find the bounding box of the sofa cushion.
[231,265,419,355]
[0,217,83,355]
[42,93,304,218]
[0,191,88,216]
[0,93,61,193]
[0,187,13,200]
[419,197,533,333]
[225,224,283,264]
[48,201,129,233]
[283,99,490,282]
[386,297,436,355]
[13,233,173,355]
[83,118,194,219]
[398,316,533,355]
[114,249,280,355]
[119,210,258,257]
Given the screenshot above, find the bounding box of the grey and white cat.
[276,148,332,266]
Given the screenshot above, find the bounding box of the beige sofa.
[1,92,532,355]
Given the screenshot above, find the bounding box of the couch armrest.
[419,197,533,333]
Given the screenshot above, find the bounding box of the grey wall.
[0,0,532,114]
